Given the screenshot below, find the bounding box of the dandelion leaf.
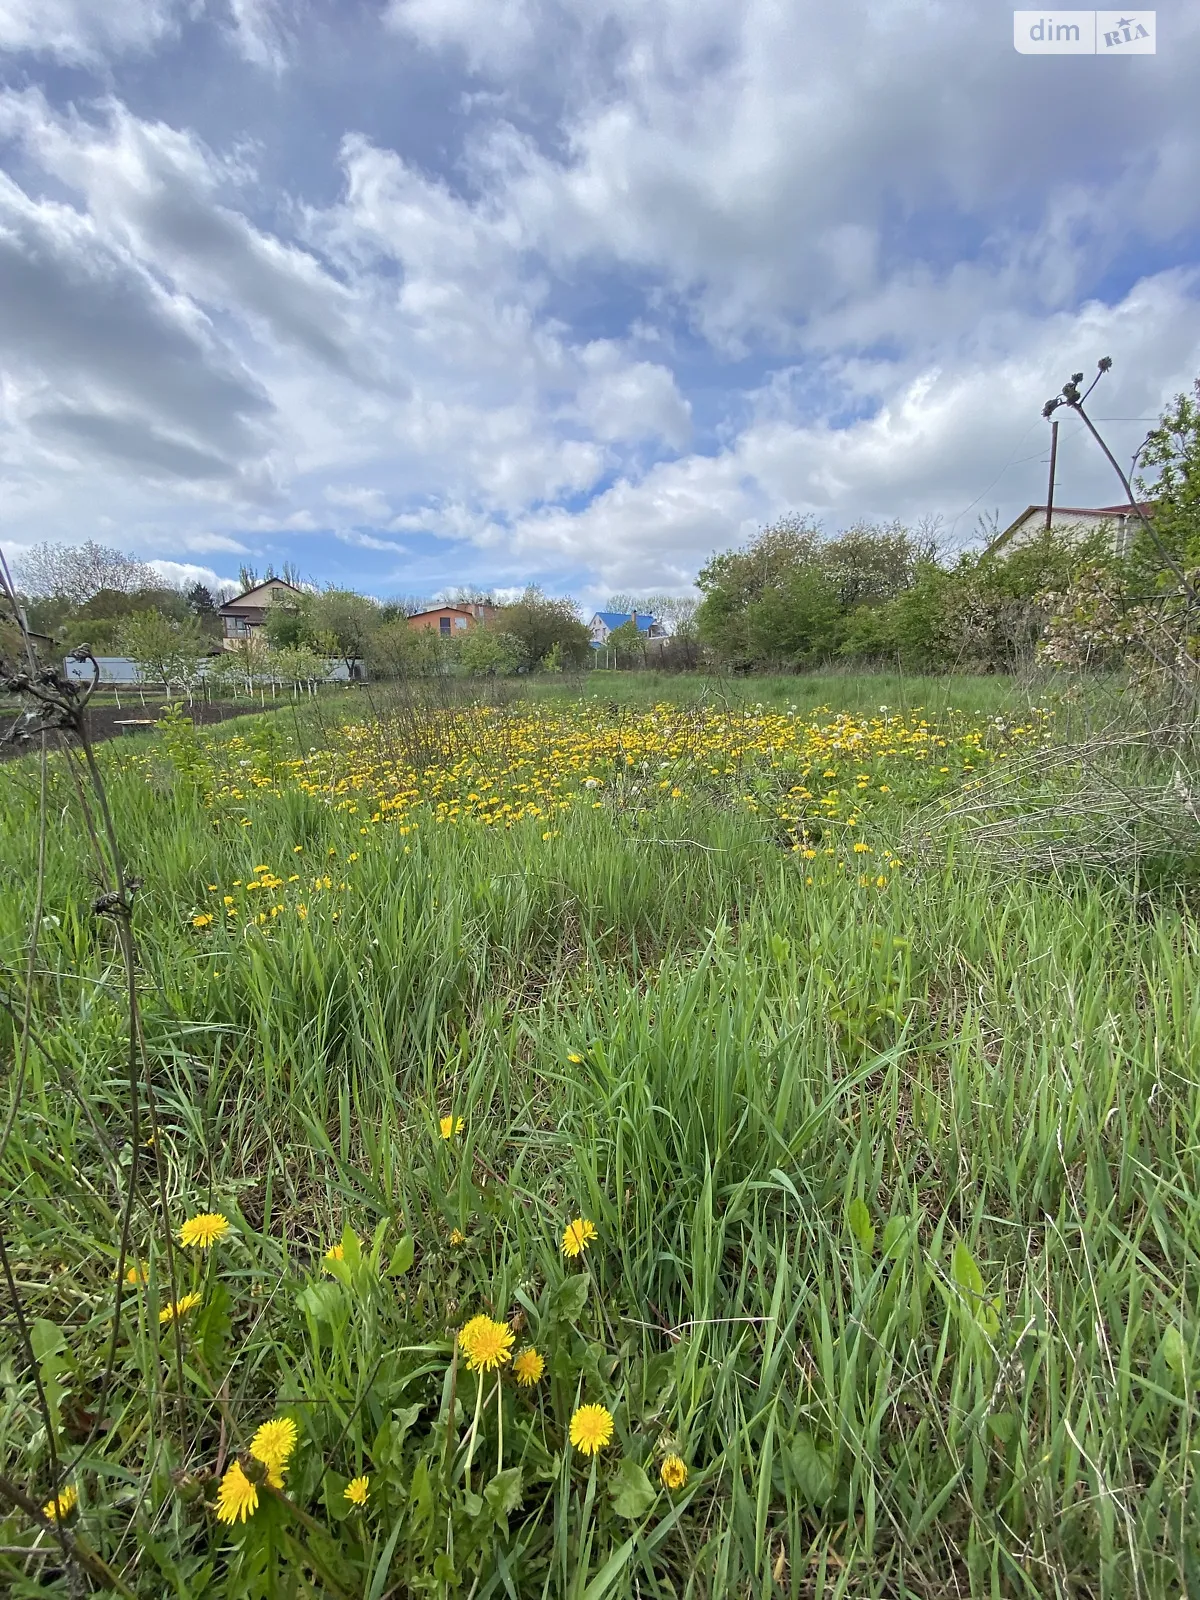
[609,1458,656,1520]
[847,1196,875,1252]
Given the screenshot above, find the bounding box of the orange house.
[407,604,496,638]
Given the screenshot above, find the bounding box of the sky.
[1,1,1198,610]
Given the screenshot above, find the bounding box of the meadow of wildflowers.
[0,678,1196,1597]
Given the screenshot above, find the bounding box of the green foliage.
[699,512,1134,674]
[117,609,206,690]
[496,587,591,670]
[1135,379,1200,579]
[262,592,310,651]
[458,625,520,676]
[307,587,381,670]
[604,619,645,667]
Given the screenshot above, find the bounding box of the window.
[439,616,451,636]
[455,616,467,629]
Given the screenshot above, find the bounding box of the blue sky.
[1,1,1198,610]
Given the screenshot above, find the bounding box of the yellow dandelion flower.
[250,1417,298,1480]
[567,1052,583,1064]
[324,1242,345,1267]
[561,1217,597,1259]
[159,1291,202,1325]
[458,1314,515,1373]
[439,1115,464,1139]
[192,912,214,929]
[179,1212,230,1249]
[344,1475,369,1508]
[660,1454,688,1490]
[215,1460,258,1525]
[123,1262,147,1285]
[569,1404,614,1456]
[512,1348,545,1387]
[449,1228,467,1246]
[41,1484,78,1522]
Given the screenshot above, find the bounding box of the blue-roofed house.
[588,609,666,648]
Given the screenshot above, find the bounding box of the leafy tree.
[185,582,216,615]
[494,588,591,670]
[745,564,843,668]
[697,516,827,667]
[263,592,312,651]
[606,618,647,667]
[819,521,935,609]
[367,619,425,677]
[267,645,330,689]
[459,625,520,675]
[1135,380,1200,581]
[68,586,189,653]
[118,611,205,692]
[308,588,381,674]
[14,541,156,604]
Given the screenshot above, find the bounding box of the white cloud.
[0,0,185,63]
[223,0,288,70]
[147,558,239,592]
[1,3,1198,595]
[334,529,408,553]
[495,271,1200,584]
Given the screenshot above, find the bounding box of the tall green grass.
[0,684,1196,1597]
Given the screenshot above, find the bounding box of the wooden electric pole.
[1044,418,1059,531]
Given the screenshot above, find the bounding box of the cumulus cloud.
[147,558,240,592]
[0,165,273,482]
[1,0,1198,595]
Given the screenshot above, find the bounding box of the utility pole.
[1044,417,1059,531]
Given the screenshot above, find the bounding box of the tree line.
[696,380,1200,676]
[5,375,1197,688]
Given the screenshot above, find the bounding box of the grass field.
[0,673,1196,1598]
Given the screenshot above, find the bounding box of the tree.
[118,611,205,693]
[13,540,156,604]
[308,588,381,674]
[263,592,312,651]
[606,618,647,668]
[697,516,826,667]
[459,625,520,676]
[494,588,591,670]
[367,618,424,677]
[185,582,216,616]
[1135,379,1200,581]
[380,596,434,621]
[819,521,935,610]
[267,645,330,690]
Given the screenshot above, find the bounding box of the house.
[217,578,305,648]
[588,610,665,648]
[990,503,1153,557]
[407,604,495,638]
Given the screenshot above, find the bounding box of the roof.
[218,579,304,612]
[991,502,1152,553]
[591,611,657,633]
[408,606,476,620]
